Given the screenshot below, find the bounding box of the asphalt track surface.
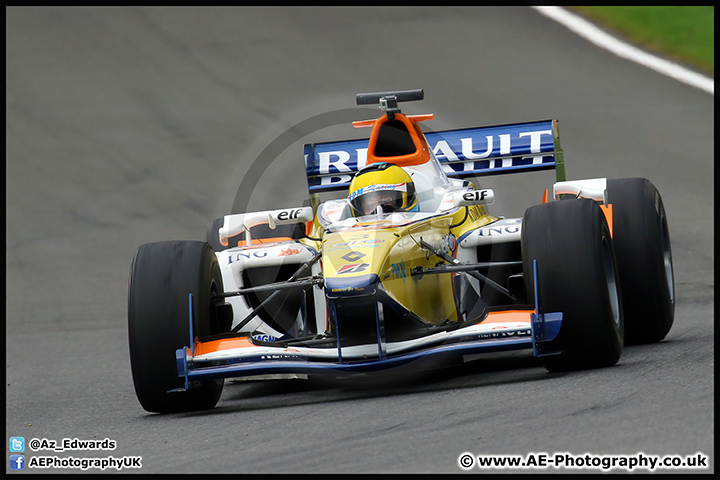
[6,7,713,474]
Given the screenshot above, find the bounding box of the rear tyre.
[522,199,623,372]
[607,178,674,344]
[128,241,225,413]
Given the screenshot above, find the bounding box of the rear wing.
[305,119,565,193]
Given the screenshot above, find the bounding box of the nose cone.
[322,229,398,298]
[325,273,380,297]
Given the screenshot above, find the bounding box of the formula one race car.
[128,89,675,413]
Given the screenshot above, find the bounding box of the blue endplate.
[170,347,191,393]
[529,259,563,357]
[531,312,563,357]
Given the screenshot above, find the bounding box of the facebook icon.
[10,454,25,470]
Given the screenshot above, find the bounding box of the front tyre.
[522,199,623,372]
[607,178,674,344]
[128,241,225,413]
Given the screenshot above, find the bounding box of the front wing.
[173,307,563,392]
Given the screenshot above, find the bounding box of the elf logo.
[276,208,304,221]
[336,263,370,275]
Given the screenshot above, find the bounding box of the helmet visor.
[351,189,406,216]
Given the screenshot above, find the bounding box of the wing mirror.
[219,206,314,246]
[553,178,607,204]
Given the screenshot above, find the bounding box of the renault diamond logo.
[341,251,366,262]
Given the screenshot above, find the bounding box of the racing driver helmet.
[348,162,418,216]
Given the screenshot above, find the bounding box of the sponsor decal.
[306,121,557,190]
[336,263,370,275]
[478,226,520,237]
[330,286,367,293]
[431,131,552,164]
[462,190,492,203]
[252,334,279,342]
[328,238,385,251]
[341,250,366,262]
[391,261,407,282]
[348,182,407,201]
[260,354,298,360]
[227,250,268,264]
[443,233,457,254]
[315,147,369,178]
[278,247,302,256]
[323,205,345,218]
[477,328,532,339]
[467,206,484,222]
[276,208,305,221]
[422,234,457,259]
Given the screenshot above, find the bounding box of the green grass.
[570,6,714,74]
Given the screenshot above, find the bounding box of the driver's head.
[348,163,418,216]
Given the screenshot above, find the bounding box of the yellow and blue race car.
[128,89,674,413]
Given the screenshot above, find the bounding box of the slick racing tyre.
[607,178,674,344]
[522,198,623,372]
[128,241,227,413]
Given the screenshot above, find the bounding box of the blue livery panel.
[305,119,563,192]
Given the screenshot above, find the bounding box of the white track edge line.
[532,6,714,95]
